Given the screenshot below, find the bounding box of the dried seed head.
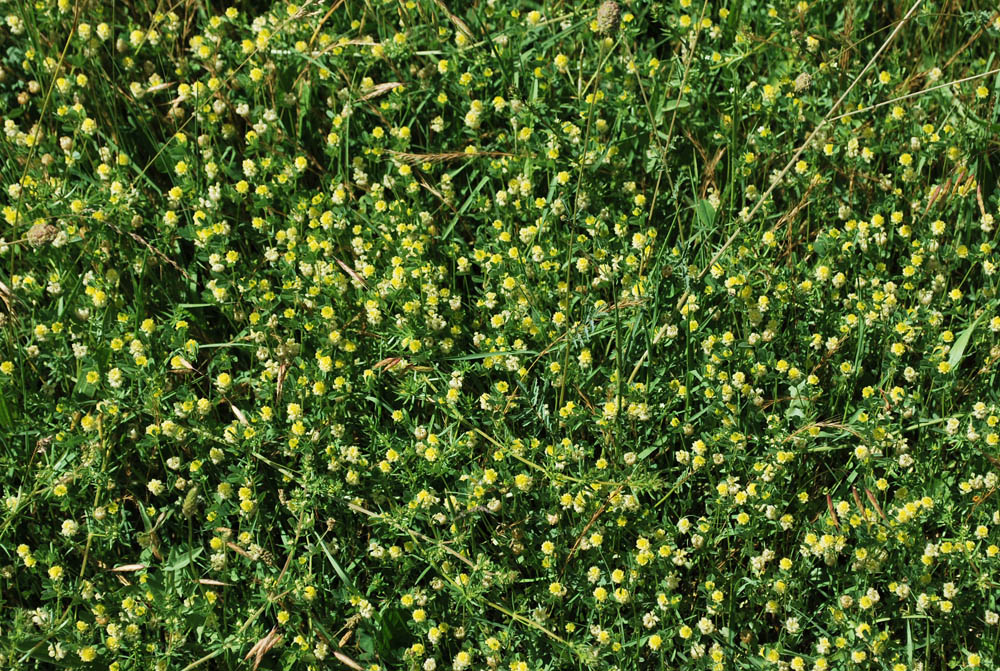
[794,72,813,92]
[596,1,620,34]
[26,223,58,247]
[182,486,199,518]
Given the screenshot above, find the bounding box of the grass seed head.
[596,1,621,34]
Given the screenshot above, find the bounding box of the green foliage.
[1,0,1000,670]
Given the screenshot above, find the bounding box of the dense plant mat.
[2,0,1000,669]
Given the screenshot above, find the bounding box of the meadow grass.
[2,0,1000,669]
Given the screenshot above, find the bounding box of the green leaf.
[906,620,914,670]
[661,99,691,113]
[637,443,660,461]
[357,630,375,658]
[163,546,202,572]
[947,305,993,371]
[694,199,716,231]
[73,371,97,398]
[785,382,809,421]
[812,235,829,256]
[375,606,413,664]
[0,392,13,429]
[315,533,356,591]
